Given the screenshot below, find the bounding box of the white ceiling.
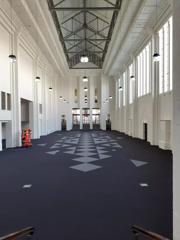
[103,0,171,77]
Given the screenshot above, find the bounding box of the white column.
[80,108,83,129]
[133,58,139,138]
[42,70,47,135]
[31,60,38,139]
[152,33,160,146]
[89,76,94,129]
[173,1,180,239]
[11,32,21,147]
[78,76,83,129]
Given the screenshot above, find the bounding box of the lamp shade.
[9,54,16,63]
[35,76,40,82]
[153,52,160,62]
[84,87,88,92]
[83,76,88,82]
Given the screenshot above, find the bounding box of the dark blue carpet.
[0,130,172,239]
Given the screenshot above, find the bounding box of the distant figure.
[106,115,111,131]
[61,119,67,130]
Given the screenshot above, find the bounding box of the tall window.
[118,77,121,108]
[74,88,78,103]
[1,92,6,110]
[123,72,126,106]
[7,93,11,110]
[159,17,173,94]
[129,64,133,104]
[137,42,151,97]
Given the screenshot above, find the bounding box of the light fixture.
[49,87,53,91]
[59,96,63,100]
[9,54,16,63]
[84,87,88,92]
[80,55,89,63]
[153,52,160,62]
[83,76,88,82]
[153,0,160,62]
[63,99,66,102]
[118,86,123,91]
[9,0,17,63]
[130,75,135,81]
[35,76,40,82]
[109,96,112,99]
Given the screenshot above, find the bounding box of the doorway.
[61,115,67,131]
[92,108,100,130]
[82,108,90,130]
[72,108,80,130]
[143,123,148,141]
[1,122,7,149]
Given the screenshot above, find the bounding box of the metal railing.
[132,225,170,240]
[0,227,34,240]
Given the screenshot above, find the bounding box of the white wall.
[57,69,102,130]
[109,38,173,150]
[173,1,180,239]
[0,0,65,150]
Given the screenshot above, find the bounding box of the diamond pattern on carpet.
[70,163,102,172]
[72,157,99,163]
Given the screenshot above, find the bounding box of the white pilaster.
[11,32,21,147]
[173,1,180,239]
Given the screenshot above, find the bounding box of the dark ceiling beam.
[61,11,83,25]
[104,0,116,7]
[66,51,104,54]
[47,0,122,68]
[64,26,84,39]
[86,39,104,51]
[87,11,109,25]
[65,38,110,41]
[54,0,66,8]
[83,0,87,51]
[67,40,84,51]
[86,25,107,39]
[51,7,120,11]
[47,0,69,62]
[102,0,122,62]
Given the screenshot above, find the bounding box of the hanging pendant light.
[9,0,16,63]
[9,54,16,63]
[153,52,160,62]
[59,96,63,100]
[49,87,53,91]
[80,55,89,63]
[118,86,123,91]
[35,76,40,82]
[84,87,88,92]
[130,75,135,81]
[109,96,112,99]
[83,76,88,82]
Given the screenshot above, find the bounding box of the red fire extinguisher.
[22,128,32,147]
